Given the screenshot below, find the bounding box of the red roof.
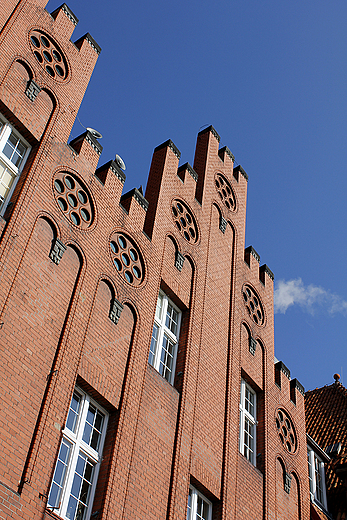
[305,381,347,519]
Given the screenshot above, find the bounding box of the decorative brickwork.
[0,2,312,520]
[53,172,94,229]
[109,232,144,286]
[49,237,66,264]
[25,79,41,101]
[171,199,199,244]
[29,30,68,80]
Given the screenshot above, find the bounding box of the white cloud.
[274,278,347,315]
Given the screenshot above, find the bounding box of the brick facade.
[0,1,311,519]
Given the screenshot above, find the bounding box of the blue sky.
[46,0,347,391]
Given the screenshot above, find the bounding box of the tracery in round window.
[53,173,94,229]
[242,284,264,325]
[29,30,68,80]
[171,199,199,244]
[276,409,297,454]
[214,173,236,211]
[110,233,144,287]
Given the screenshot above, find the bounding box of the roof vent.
[115,154,126,171]
[86,127,103,139]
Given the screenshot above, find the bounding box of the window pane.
[308,450,314,493]
[159,335,175,381]
[0,161,15,204]
[82,404,104,452]
[67,453,95,520]
[155,293,163,320]
[245,386,254,417]
[197,495,210,520]
[66,392,82,432]
[148,323,158,366]
[2,131,27,167]
[315,455,324,503]
[165,303,178,335]
[186,488,192,520]
[244,417,254,461]
[48,438,72,508]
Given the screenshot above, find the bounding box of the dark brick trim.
[120,188,149,211]
[245,245,260,263]
[175,251,185,272]
[198,125,220,143]
[219,216,227,234]
[291,378,305,395]
[154,139,181,159]
[51,4,79,25]
[49,238,66,265]
[260,264,274,281]
[109,298,123,324]
[218,146,235,162]
[234,165,248,181]
[25,79,41,101]
[275,361,291,380]
[75,33,101,55]
[177,163,198,182]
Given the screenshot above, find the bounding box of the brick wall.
[0,1,311,519]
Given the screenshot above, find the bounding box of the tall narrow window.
[187,486,212,520]
[307,447,327,508]
[47,388,108,520]
[239,378,257,465]
[0,116,30,215]
[148,290,181,384]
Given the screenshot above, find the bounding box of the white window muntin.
[239,378,257,465]
[0,115,30,216]
[307,447,327,508]
[148,290,181,384]
[187,486,212,520]
[48,388,108,520]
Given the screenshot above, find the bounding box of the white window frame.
[148,290,182,384]
[239,378,257,465]
[0,114,30,216]
[307,447,327,508]
[187,486,212,520]
[47,387,108,520]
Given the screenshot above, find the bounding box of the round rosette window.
[110,233,144,286]
[242,285,264,325]
[276,409,297,454]
[215,173,236,211]
[29,30,68,80]
[53,173,94,229]
[171,199,199,244]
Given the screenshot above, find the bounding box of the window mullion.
[155,321,165,372]
[191,488,197,519]
[0,126,11,150]
[310,451,316,495]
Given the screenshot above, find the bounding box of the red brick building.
[0,1,314,519]
[306,375,347,520]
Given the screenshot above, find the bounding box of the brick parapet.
[0,1,312,519]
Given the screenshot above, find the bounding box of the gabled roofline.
[307,434,331,463]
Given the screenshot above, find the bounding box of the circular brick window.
[53,173,94,229]
[276,409,297,453]
[171,199,198,244]
[110,233,144,286]
[242,285,264,325]
[29,31,68,80]
[215,173,236,211]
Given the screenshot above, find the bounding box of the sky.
[46,0,347,392]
